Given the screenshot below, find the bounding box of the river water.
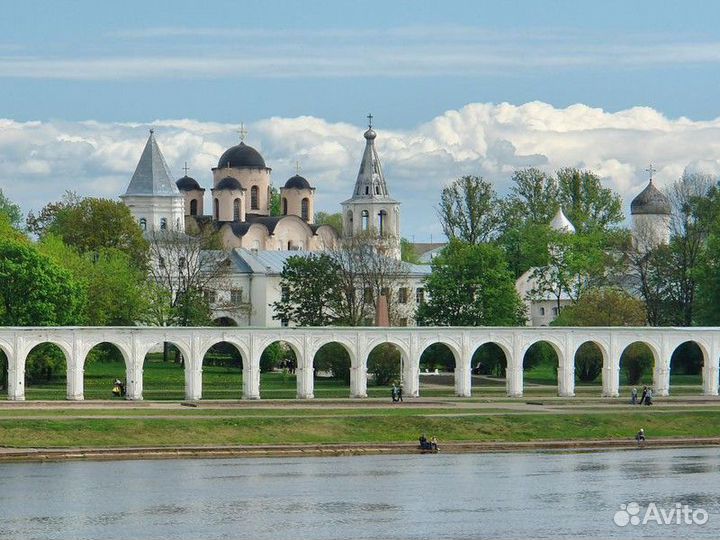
[0,447,718,539]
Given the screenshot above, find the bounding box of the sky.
[4,0,720,240]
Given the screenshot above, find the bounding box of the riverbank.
[1,398,719,461]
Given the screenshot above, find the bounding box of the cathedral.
[120,121,401,259]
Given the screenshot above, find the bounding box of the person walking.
[639,385,648,406]
[630,387,638,405]
[644,387,653,405]
[391,383,398,403]
[398,385,403,402]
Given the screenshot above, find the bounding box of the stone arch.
[139,340,192,401]
[469,341,511,396]
[670,339,707,390]
[82,341,130,400]
[619,340,658,390]
[311,341,353,397]
[200,340,245,400]
[418,340,460,397]
[573,340,607,390]
[366,341,407,393]
[521,339,563,395]
[22,341,71,400]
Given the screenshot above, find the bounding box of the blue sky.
[3,1,720,240]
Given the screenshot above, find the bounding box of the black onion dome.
[631,181,671,215]
[283,174,312,190]
[176,175,203,191]
[215,177,243,190]
[217,142,266,169]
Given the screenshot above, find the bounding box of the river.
[0,447,718,539]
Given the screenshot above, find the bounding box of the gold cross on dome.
[645,163,656,181]
[238,122,248,142]
[367,113,373,129]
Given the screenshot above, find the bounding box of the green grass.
[1,409,719,448]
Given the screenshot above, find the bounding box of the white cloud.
[2,101,720,241]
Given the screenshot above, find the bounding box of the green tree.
[437,176,501,244]
[28,194,148,268]
[556,168,624,233]
[0,189,23,229]
[269,187,282,216]
[315,212,343,235]
[273,254,344,326]
[400,238,420,264]
[314,343,351,383]
[367,344,400,386]
[0,239,86,326]
[503,168,559,226]
[417,240,526,326]
[622,343,653,385]
[552,288,646,327]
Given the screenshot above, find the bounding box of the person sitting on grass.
[636,428,646,446]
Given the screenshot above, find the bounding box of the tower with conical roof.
[120,130,185,233]
[341,116,401,259]
[630,164,671,251]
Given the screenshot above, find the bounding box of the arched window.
[160,218,167,230]
[361,210,369,231]
[347,211,353,235]
[190,199,198,216]
[251,186,259,210]
[301,198,309,221]
[233,198,241,221]
[139,218,146,231]
[378,210,387,236]
[282,198,288,215]
[375,186,380,195]
[214,198,219,220]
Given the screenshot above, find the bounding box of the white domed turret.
[550,207,575,234]
[631,166,671,250]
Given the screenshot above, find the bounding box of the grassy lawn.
[0,409,719,448]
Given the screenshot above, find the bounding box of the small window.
[540,307,545,316]
[378,210,386,236]
[281,286,290,302]
[365,186,369,195]
[190,199,198,216]
[233,198,241,221]
[416,288,425,304]
[214,198,219,220]
[361,210,369,231]
[204,290,216,303]
[381,287,389,298]
[552,307,558,316]
[230,289,243,304]
[301,198,309,221]
[160,218,167,230]
[251,186,259,210]
[375,186,380,195]
[282,198,288,215]
[281,318,289,327]
[139,218,146,231]
[398,287,408,304]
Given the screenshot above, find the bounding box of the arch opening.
[24,342,68,400]
[259,341,298,399]
[670,340,704,392]
[523,341,559,396]
[213,316,238,327]
[619,342,654,390]
[419,343,456,397]
[573,341,604,395]
[312,342,351,397]
[142,341,186,400]
[201,341,244,399]
[367,343,403,397]
[84,342,127,399]
[471,343,508,396]
[0,347,7,396]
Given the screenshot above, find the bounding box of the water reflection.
[0,448,718,539]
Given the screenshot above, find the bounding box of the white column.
[243,354,261,399]
[558,341,575,397]
[507,343,523,397]
[296,357,314,399]
[350,361,367,398]
[403,351,419,398]
[454,352,471,397]
[7,354,24,401]
[653,339,672,396]
[126,360,144,400]
[704,339,719,396]
[184,362,202,401]
[66,352,84,401]
[602,338,619,397]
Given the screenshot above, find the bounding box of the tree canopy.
[417,240,526,326]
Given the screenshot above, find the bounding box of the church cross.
[183,162,190,175]
[645,163,657,182]
[367,113,373,129]
[295,161,301,174]
[237,122,248,142]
